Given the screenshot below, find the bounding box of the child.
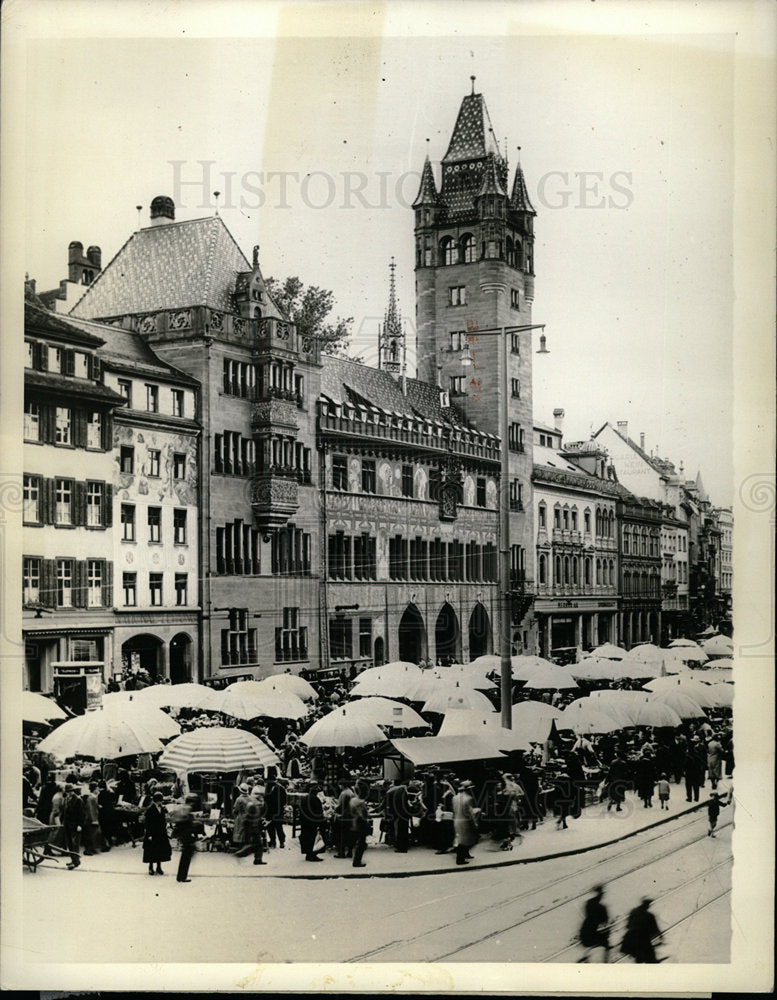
[657,773,671,810]
[707,790,727,837]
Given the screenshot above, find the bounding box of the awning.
[388,735,507,766]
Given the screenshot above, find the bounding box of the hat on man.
[239,782,250,793]
[458,780,474,790]
[251,785,265,797]
[64,783,75,792]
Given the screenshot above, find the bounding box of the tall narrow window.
[476,477,487,507]
[121,503,135,541]
[401,465,414,498]
[23,557,41,604]
[123,572,137,607]
[148,506,162,542]
[361,459,376,494]
[148,449,160,477]
[149,573,163,606]
[332,455,347,490]
[24,401,40,442]
[175,573,188,606]
[56,559,73,608]
[86,411,102,449]
[118,379,132,405]
[86,481,104,527]
[23,475,40,523]
[120,446,134,474]
[145,384,159,413]
[87,560,103,607]
[55,407,72,445]
[173,453,186,479]
[55,479,73,525]
[359,618,372,657]
[171,389,184,417]
[173,508,187,544]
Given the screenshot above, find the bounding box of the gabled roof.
[412,156,439,208]
[594,422,676,478]
[24,300,105,348]
[70,215,251,319]
[510,163,536,213]
[443,93,502,163]
[25,369,127,405]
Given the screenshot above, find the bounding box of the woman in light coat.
[452,781,478,866]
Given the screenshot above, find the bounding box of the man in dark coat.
[143,791,172,875]
[333,775,355,858]
[35,775,58,826]
[386,779,410,853]
[578,884,611,962]
[349,781,371,868]
[264,774,287,849]
[244,785,267,864]
[175,796,199,882]
[621,898,663,963]
[605,754,630,812]
[97,779,116,850]
[82,782,100,855]
[299,781,324,862]
[61,785,85,869]
[684,742,705,802]
[515,764,542,830]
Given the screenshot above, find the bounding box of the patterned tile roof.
[70,216,251,319]
[477,153,507,198]
[443,94,502,163]
[510,163,536,213]
[412,156,439,208]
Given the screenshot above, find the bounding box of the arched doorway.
[398,605,426,664]
[435,603,461,665]
[468,603,492,659]
[121,634,163,682]
[170,633,193,684]
[373,636,385,668]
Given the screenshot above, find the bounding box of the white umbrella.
[341,697,429,729]
[510,700,563,722]
[158,727,279,774]
[300,708,387,748]
[559,700,624,734]
[22,691,68,725]
[37,710,164,759]
[350,669,421,699]
[354,661,421,684]
[440,664,498,689]
[707,684,735,708]
[218,688,308,720]
[642,676,718,709]
[137,682,222,711]
[649,690,706,719]
[511,655,558,681]
[570,656,623,681]
[629,697,683,728]
[587,690,644,727]
[100,693,181,739]
[587,643,628,660]
[521,663,580,690]
[694,665,733,685]
[669,637,702,649]
[422,686,494,714]
[701,635,734,658]
[253,674,318,701]
[663,647,707,671]
[694,656,733,672]
[667,639,708,663]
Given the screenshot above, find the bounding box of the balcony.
[509,499,525,512]
[252,473,299,534]
[252,397,300,433]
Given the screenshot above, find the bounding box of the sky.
[19,4,739,505]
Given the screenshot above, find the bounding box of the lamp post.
[460,323,547,729]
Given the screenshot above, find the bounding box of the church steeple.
[378,257,405,377]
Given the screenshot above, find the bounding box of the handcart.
[23,815,66,872]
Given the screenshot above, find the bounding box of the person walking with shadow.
[299,780,325,862]
[143,791,172,876]
[621,897,664,963]
[578,884,612,963]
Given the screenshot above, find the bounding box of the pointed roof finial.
[213,191,221,216]
[471,74,476,95]
[517,145,522,163]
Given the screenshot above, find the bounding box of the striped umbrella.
[37,710,164,760]
[158,727,279,774]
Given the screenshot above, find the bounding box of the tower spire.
[378,257,404,377]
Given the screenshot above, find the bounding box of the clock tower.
[412,81,538,649]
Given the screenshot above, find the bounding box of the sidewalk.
[38,788,715,881]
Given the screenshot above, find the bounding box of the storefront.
[534,598,619,658]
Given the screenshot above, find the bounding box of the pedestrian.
[706,735,723,790]
[231,783,252,854]
[605,754,629,812]
[264,773,287,850]
[35,774,58,827]
[578,884,611,963]
[143,791,172,875]
[551,772,572,830]
[97,779,116,850]
[657,773,671,810]
[683,742,705,803]
[707,790,728,837]
[299,780,325,862]
[497,773,523,849]
[386,778,410,854]
[452,779,479,866]
[175,795,199,883]
[635,754,656,808]
[516,764,542,830]
[82,782,101,855]
[244,785,267,864]
[432,773,456,854]
[61,784,85,870]
[349,780,371,868]
[621,898,663,963]
[334,774,355,859]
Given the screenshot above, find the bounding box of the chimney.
[553,408,565,436]
[640,432,645,451]
[150,195,175,225]
[86,245,102,268]
[616,420,628,438]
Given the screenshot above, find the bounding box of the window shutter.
[102,561,114,607]
[62,350,75,377]
[43,477,56,525]
[73,408,87,449]
[38,345,48,371]
[73,481,87,526]
[40,404,53,445]
[42,559,57,607]
[90,355,102,381]
[103,483,113,526]
[102,412,112,451]
[220,629,229,666]
[73,560,87,608]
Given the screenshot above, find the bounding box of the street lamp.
[460,323,547,729]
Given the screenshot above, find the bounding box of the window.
[510,333,521,354]
[74,352,89,378]
[55,407,72,445]
[450,375,465,396]
[149,573,163,606]
[221,608,258,666]
[328,532,352,581]
[329,617,353,660]
[508,422,524,452]
[511,378,521,398]
[120,446,134,474]
[571,508,578,531]
[174,573,188,606]
[123,572,137,607]
[448,285,466,306]
[55,478,73,525]
[25,341,34,368]
[87,560,103,607]
[361,459,376,494]
[461,234,476,263]
[146,449,160,478]
[86,411,102,449]
[449,330,467,351]
[359,618,372,658]
[173,508,187,544]
[86,481,104,527]
[354,533,377,580]
[476,477,487,507]
[538,553,546,584]
[146,384,159,413]
[121,503,135,541]
[563,508,569,530]
[24,401,40,442]
[272,525,309,576]
[510,288,520,309]
[441,236,456,265]
[275,607,308,662]
[585,558,591,585]
[23,557,41,604]
[410,537,428,581]
[148,507,162,543]
[429,468,441,502]
[401,464,414,498]
[553,506,561,529]
[50,347,63,374]
[584,509,591,533]
[332,455,348,490]
[510,479,523,511]
[171,389,184,417]
[173,453,186,479]
[389,535,409,580]
[56,559,73,607]
[118,379,132,405]
[538,503,546,528]
[23,475,40,523]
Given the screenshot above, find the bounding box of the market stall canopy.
[158,726,278,774]
[37,709,164,759]
[217,688,308,720]
[587,690,645,725]
[570,656,625,682]
[701,635,734,658]
[642,676,719,709]
[253,674,319,701]
[300,708,387,748]
[349,664,422,699]
[341,697,429,730]
[438,709,551,750]
[22,691,68,725]
[510,700,563,721]
[137,682,222,711]
[389,734,508,766]
[587,643,628,660]
[439,664,498,689]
